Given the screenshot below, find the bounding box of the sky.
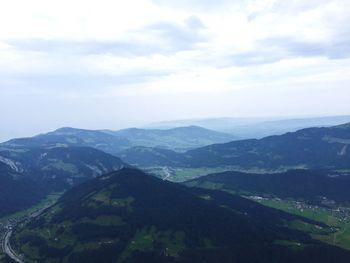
[0,0,350,141]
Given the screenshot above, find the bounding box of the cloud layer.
[0,0,350,140]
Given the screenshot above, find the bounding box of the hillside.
[185,169,350,205]
[185,122,350,169]
[0,146,127,216]
[11,168,350,263]
[0,146,127,184]
[0,162,47,216]
[118,146,185,167]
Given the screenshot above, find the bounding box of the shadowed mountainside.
[185,169,350,205]
[12,168,350,263]
[0,146,127,217]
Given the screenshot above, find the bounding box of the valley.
[0,192,63,262]
[145,166,302,182]
[0,122,350,262]
[1,1,349,261]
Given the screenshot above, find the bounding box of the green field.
[257,198,350,250]
[145,166,263,182]
[171,167,234,182]
[119,226,186,261]
[144,166,309,182]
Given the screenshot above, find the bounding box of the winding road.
[162,167,171,181]
[1,200,58,263]
[3,228,24,263]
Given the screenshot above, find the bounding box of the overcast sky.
[0,0,350,141]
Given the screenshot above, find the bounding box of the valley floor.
[0,192,63,263]
[251,197,350,250]
[145,166,309,182]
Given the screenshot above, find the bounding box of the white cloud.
[0,0,349,140]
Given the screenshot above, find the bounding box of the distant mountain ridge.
[120,122,350,170]
[185,122,350,169]
[3,127,132,155]
[146,115,350,139]
[110,125,237,152]
[3,125,237,153]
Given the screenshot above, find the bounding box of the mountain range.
[2,122,349,217]
[109,125,236,152]
[3,126,236,154]
[146,115,350,138]
[2,122,350,262]
[0,124,236,217]
[4,122,350,173]
[120,123,350,171]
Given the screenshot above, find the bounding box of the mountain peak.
[13,168,350,263]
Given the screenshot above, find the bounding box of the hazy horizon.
[1,114,350,143]
[1,0,350,142]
